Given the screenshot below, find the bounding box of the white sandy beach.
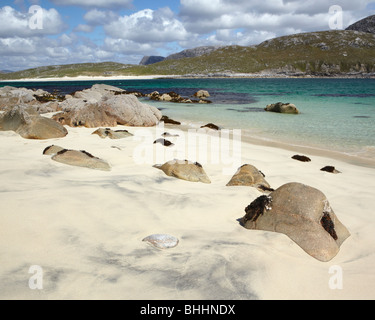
[0,75,175,83]
[0,119,375,300]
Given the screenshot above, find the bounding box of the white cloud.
[178,0,372,46]
[74,24,94,33]
[0,6,66,38]
[84,9,118,25]
[50,0,133,9]
[103,38,155,55]
[104,8,189,43]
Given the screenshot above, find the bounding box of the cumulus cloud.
[104,8,189,43]
[49,0,133,9]
[84,9,118,26]
[178,0,372,45]
[0,6,66,38]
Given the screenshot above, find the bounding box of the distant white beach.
[0,75,175,82]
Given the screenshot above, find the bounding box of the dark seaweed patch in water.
[227,107,265,113]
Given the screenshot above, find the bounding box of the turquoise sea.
[1,78,374,165]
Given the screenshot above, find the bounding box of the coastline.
[0,123,374,299]
[0,75,175,82]
[1,72,375,83]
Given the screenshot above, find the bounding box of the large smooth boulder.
[51,149,111,171]
[53,88,162,128]
[240,182,350,262]
[265,102,299,114]
[154,159,211,184]
[227,164,273,192]
[0,106,68,139]
[194,90,210,98]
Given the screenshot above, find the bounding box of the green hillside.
[139,30,375,76]
[1,30,374,80]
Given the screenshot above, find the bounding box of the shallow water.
[2,78,374,161]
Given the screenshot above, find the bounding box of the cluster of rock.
[292,154,342,174]
[0,84,166,139]
[0,86,63,114]
[148,90,211,104]
[53,84,162,128]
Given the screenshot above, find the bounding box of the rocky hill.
[346,15,375,34]
[139,30,375,77]
[164,46,223,61]
[139,56,165,65]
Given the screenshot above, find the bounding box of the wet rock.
[153,138,174,147]
[160,116,181,125]
[292,155,312,162]
[240,182,350,262]
[200,123,220,130]
[194,90,210,98]
[154,159,211,184]
[265,102,299,114]
[321,166,341,174]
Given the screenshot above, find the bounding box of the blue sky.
[0,0,373,71]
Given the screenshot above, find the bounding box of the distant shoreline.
[1,72,375,83]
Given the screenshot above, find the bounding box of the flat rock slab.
[92,128,133,139]
[240,182,350,262]
[154,159,211,184]
[52,149,111,171]
[43,145,65,156]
